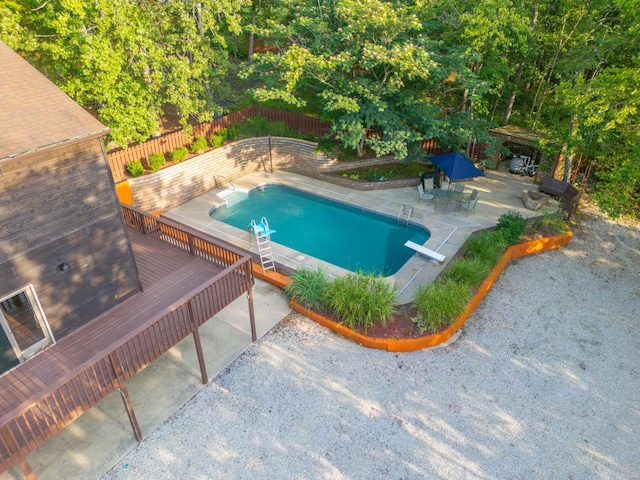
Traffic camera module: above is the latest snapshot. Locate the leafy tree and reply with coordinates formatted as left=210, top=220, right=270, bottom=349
left=0, top=0, right=247, bottom=147
left=243, top=0, right=489, bottom=159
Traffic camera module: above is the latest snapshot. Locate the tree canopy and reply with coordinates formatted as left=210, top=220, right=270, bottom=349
left=1, top=0, right=638, bottom=217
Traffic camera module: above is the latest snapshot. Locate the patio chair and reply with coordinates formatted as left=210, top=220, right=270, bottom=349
left=457, top=190, right=479, bottom=215
left=417, top=180, right=434, bottom=200
left=453, top=183, right=465, bottom=193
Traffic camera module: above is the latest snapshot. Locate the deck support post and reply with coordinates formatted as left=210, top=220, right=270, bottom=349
left=108, top=352, right=143, bottom=442
left=116, top=385, right=143, bottom=442
left=1, top=425, right=37, bottom=480
left=187, top=300, right=208, bottom=384
left=19, top=458, right=37, bottom=480
left=247, top=286, right=257, bottom=342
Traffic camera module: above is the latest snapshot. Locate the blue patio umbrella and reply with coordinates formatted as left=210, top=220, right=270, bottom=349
left=427, top=152, right=485, bottom=183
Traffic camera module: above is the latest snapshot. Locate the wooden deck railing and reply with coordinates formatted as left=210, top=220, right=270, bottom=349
left=1, top=207, right=255, bottom=477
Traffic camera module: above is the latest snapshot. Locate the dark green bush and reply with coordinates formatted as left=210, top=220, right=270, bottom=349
left=171, top=146, right=189, bottom=162
left=496, top=211, right=527, bottom=245
left=191, top=136, right=208, bottom=154
left=226, top=125, right=239, bottom=141
left=125, top=159, right=145, bottom=177
left=209, top=131, right=226, bottom=148
left=234, top=114, right=296, bottom=138
left=325, top=272, right=396, bottom=332
left=148, top=152, right=166, bottom=172
left=284, top=267, right=329, bottom=310
left=412, top=279, right=472, bottom=334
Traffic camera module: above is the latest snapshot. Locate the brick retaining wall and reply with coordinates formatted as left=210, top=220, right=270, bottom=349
left=125, top=137, right=414, bottom=212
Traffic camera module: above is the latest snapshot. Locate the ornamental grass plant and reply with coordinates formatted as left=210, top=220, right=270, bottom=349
left=284, top=267, right=329, bottom=310
left=324, top=272, right=396, bottom=332
left=412, top=279, right=472, bottom=334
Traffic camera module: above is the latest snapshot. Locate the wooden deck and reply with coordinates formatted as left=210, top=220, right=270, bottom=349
left=0, top=206, right=255, bottom=478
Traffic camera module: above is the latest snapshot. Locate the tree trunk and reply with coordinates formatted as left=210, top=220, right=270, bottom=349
left=502, top=63, right=523, bottom=126
left=248, top=6, right=256, bottom=63
left=563, top=116, right=577, bottom=182
left=196, top=3, right=204, bottom=37
left=502, top=6, right=538, bottom=126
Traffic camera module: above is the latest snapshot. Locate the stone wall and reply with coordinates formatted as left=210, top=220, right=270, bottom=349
left=125, top=137, right=405, bottom=212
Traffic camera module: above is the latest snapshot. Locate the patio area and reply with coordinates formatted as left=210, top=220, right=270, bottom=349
left=163, top=162, right=558, bottom=303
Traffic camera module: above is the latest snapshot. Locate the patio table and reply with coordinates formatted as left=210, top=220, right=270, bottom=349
left=433, top=189, right=464, bottom=200
left=433, top=189, right=465, bottom=212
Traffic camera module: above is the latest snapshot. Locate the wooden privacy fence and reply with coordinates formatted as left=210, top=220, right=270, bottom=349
left=107, top=106, right=332, bottom=183
left=0, top=206, right=255, bottom=478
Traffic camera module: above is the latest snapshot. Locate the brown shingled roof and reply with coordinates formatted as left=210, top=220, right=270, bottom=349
left=0, top=40, right=109, bottom=161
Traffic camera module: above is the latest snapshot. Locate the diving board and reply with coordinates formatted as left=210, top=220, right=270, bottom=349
left=404, top=240, right=446, bottom=264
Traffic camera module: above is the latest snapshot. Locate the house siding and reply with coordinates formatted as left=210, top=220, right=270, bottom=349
left=0, top=138, right=140, bottom=338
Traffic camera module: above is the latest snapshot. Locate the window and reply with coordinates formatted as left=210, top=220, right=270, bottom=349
left=1, top=285, right=55, bottom=375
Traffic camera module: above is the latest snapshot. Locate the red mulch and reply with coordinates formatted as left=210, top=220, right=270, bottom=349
left=314, top=304, right=439, bottom=339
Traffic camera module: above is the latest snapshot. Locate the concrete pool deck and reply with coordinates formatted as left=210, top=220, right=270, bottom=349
left=163, top=164, right=558, bottom=304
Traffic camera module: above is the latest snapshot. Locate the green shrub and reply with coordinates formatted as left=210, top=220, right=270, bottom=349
left=234, top=114, right=296, bottom=138
left=191, top=136, right=208, bottom=154
left=171, top=146, right=189, bottom=162
left=496, top=211, right=526, bottom=245
left=226, top=125, right=239, bottom=141
left=209, top=132, right=226, bottom=148
left=463, top=230, right=507, bottom=265
left=445, top=257, right=492, bottom=287
left=412, top=279, right=472, bottom=334
left=325, top=272, right=396, bottom=332
left=284, top=267, right=329, bottom=310
left=125, top=159, right=145, bottom=177
left=148, top=152, right=166, bottom=172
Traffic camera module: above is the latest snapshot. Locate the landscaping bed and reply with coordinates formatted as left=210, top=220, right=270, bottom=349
left=272, top=212, right=572, bottom=352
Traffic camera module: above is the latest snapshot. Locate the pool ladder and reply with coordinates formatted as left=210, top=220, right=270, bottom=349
left=214, top=175, right=235, bottom=191
left=249, top=217, right=276, bottom=273
left=397, top=204, right=413, bottom=226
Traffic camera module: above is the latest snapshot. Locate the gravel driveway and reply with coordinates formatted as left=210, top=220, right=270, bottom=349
left=103, top=206, right=640, bottom=480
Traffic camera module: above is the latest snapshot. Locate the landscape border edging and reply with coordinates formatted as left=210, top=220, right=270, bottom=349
left=272, top=228, right=573, bottom=352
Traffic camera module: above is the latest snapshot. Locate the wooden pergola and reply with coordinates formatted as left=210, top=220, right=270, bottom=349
left=489, top=125, right=557, bottom=177
left=0, top=206, right=256, bottom=479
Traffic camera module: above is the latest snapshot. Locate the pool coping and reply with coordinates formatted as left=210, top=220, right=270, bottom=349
left=162, top=170, right=556, bottom=304
left=208, top=182, right=432, bottom=277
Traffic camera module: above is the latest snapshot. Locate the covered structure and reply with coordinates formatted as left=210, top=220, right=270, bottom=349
left=489, top=125, right=557, bottom=177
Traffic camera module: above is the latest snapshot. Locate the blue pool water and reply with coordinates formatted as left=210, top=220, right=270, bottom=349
left=209, top=185, right=430, bottom=275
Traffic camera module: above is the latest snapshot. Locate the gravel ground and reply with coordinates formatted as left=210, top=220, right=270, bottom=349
left=103, top=204, right=640, bottom=480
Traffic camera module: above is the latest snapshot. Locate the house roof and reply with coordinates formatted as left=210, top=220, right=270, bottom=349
left=0, top=40, right=109, bottom=162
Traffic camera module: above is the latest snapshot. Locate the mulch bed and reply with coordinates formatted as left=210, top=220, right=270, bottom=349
left=313, top=304, right=441, bottom=340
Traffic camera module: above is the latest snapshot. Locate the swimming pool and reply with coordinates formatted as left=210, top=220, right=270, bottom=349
left=209, top=185, right=430, bottom=275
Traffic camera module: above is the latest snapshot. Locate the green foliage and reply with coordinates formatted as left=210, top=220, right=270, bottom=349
left=496, top=211, right=527, bottom=245
left=340, top=162, right=428, bottom=181
left=2, top=0, right=243, bottom=147
left=284, top=267, right=330, bottom=310
left=242, top=1, right=474, bottom=159
left=445, top=257, right=493, bottom=287
left=170, top=146, right=189, bottom=163
left=463, top=231, right=507, bottom=265
left=125, top=159, right=144, bottom=177
left=233, top=114, right=296, bottom=138
left=325, top=272, right=396, bottom=332
left=210, top=132, right=226, bottom=148
left=191, top=136, right=208, bottom=154
left=537, top=213, right=567, bottom=235
left=412, top=280, right=472, bottom=334
left=147, top=152, right=166, bottom=173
